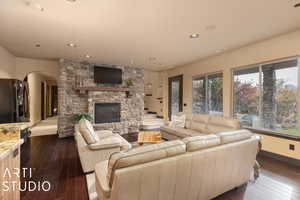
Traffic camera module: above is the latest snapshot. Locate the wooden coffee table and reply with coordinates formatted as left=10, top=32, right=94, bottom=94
left=137, top=131, right=161, bottom=145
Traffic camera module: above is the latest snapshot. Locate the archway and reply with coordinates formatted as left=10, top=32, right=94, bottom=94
left=23, top=71, right=58, bottom=126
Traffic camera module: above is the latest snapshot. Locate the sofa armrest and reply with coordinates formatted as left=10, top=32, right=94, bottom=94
left=88, top=137, right=122, bottom=150
left=95, top=161, right=111, bottom=198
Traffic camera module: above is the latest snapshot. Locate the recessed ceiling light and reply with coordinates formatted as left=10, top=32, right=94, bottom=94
left=295, top=3, right=300, bottom=7
left=35, top=4, right=44, bottom=11
left=23, top=0, right=44, bottom=11
left=190, top=33, right=199, bottom=38
left=85, top=54, right=91, bottom=58
left=205, top=25, right=216, bottom=31
left=35, top=44, right=41, bottom=47
left=216, top=48, right=226, bottom=53
left=67, top=43, right=77, bottom=47
left=149, top=57, right=156, bottom=61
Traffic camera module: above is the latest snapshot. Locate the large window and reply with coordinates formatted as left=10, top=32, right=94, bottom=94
left=233, top=58, right=298, bottom=135
left=193, top=72, right=223, bottom=115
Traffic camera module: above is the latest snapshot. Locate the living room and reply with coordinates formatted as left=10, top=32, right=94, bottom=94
left=1, top=0, right=300, bottom=200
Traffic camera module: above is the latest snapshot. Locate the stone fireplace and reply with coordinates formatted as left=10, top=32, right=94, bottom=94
left=58, top=59, right=144, bottom=137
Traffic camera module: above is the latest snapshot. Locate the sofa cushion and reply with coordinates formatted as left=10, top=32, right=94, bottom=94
left=190, top=114, right=210, bottom=133
left=217, top=130, right=253, bottom=144
left=161, top=126, right=204, bottom=138
left=95, top=130, right=115, bottom=139
left=79, top=119, right=99, bottom=144
left=205, top=116, right=240, bottom=133
left=88, top=137, right=122, bottom=150
left=107, top=140, right=186, bottom=187
left=182, top=134, right=221, bottom=152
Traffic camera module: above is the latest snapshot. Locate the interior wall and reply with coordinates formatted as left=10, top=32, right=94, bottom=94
left=27, top=73, right=48, bottom=125
left=162, top=29, right=300, bottom=160
left=0, top=46, right=16, bottom=78
left=15, top=57, right=59, bottom=81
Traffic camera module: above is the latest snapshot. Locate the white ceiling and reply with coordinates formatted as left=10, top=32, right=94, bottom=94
left=1, top=0, right=300, bottom=71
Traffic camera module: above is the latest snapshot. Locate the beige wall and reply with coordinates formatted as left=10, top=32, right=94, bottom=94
left=162, top=29, right=300, bottom=159
left=15, top=57, right=59, bottom=80
left=0, top=46, right=16, bottom=78
left=258, top=134, right=300, bottom=159
left=0, top=46, right=59, bottom=81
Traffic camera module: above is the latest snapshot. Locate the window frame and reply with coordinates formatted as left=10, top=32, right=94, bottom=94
left=231, top=56, right=299, bottom=138
left=192, top=71, right=223, bottom=115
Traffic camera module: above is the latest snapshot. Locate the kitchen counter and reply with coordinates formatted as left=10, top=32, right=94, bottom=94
left=0, top=123, right=27, bottom=200
left=0, top=123, right=29, bottom=160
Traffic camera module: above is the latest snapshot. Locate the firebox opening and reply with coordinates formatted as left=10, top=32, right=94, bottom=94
left=94, top=103, right=121, bottom=124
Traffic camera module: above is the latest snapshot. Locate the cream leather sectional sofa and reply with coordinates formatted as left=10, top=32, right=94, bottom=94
left=161, top=114, right=241, bottom=140
left=95, top=129, right=260, bottom=200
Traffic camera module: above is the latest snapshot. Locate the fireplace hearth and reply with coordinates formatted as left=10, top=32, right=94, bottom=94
left=94, top=103, right=121, bottom=124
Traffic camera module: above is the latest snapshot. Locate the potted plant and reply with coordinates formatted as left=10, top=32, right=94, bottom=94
left=74, top=113, right=92, bottom=123
left=125, top=79, right=134, bottom=98
left=125, top=79, right=134, bottom=87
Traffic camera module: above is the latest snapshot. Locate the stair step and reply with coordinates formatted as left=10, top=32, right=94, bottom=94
left=143, top=114, right=157, bottom=119
left=142, top=118, right=165, bottom=130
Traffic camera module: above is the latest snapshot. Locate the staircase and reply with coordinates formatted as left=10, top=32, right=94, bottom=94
left=141, top=110, right=165, bottom=130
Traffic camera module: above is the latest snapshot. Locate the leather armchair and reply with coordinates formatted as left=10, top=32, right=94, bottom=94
left=74, top=125, right=131, bottom=173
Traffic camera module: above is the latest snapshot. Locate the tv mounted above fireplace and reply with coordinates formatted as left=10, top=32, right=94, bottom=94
left=94, top=66, right=122, bottom=84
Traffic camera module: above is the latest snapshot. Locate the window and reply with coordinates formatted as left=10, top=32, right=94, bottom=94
left=193, top=72, right=223, bottom=115
left=233, top=58, right=298, bottom=135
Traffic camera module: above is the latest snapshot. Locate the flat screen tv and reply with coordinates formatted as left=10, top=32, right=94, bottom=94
left=94, top=66, right=122, bottom=84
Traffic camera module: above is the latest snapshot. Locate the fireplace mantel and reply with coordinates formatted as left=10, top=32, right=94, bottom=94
left=74, top=86, right=130, bottom=94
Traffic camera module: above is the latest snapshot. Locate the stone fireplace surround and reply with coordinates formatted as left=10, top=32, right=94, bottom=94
left=58, top=59, right=144, bottom=138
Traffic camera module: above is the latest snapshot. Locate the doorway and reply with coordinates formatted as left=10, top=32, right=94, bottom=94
left=168, top=75, right=183, bottom=120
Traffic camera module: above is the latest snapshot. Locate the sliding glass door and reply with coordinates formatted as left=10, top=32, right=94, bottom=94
left=192, top=72, right=223, bottom=115
left=168, top=75, right=183, bottom=120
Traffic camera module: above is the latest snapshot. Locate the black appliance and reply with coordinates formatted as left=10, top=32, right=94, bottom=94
left=0, top=79, right=29, bottom=124
left=94, top=66, right=122, bottom=84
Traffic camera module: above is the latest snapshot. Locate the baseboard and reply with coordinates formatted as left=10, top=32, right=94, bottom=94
left=259, top=150, right=300, bottom=167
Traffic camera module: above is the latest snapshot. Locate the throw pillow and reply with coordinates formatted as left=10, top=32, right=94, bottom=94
left=79, top=118, right=99, bottom=144
left=169, top=112, right=186, bottom=128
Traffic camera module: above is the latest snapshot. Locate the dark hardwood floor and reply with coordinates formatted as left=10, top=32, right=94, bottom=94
left=21, top=135, right=88, bottom=200
left=21, top=135, right=300, bottom=200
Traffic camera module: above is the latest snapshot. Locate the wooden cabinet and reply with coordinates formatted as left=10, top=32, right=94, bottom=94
left=0, top=147, right=20, bottom=200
